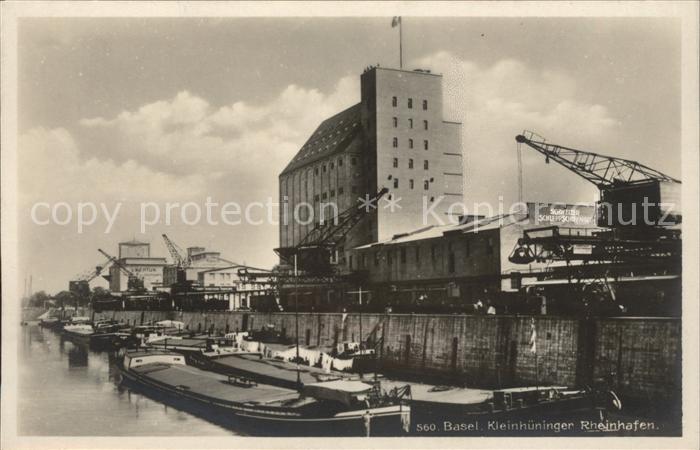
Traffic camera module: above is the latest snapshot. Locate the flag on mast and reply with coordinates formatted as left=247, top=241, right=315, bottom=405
left=391, top=16, right=401, bottom=27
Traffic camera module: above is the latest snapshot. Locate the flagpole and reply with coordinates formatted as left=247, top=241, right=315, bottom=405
left=399, top=19, right=403, bottom=69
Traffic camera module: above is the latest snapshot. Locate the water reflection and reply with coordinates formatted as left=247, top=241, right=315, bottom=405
left=18, top=324, right=232, bottom=436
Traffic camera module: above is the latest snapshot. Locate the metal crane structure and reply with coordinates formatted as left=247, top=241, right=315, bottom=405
left=98, top=248, right=146, bottom=292
left=515, top=131, right=681, bottom=230
left=162, top=233, right=191, bottom=269
left=509, top=131, right=682, bottom=277
left=508, top=132, right=682, bottom=315
left=239, top=188, right=389, bottom=290
left=162, top=233, right=193, bottom=286
left=275, top=187, right=389, bottom=275
left=68, top=255, right=116, bottom=299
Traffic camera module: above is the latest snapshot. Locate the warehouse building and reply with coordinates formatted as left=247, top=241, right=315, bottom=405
left=279, top=66, right=464, bottom=266
left=349, top=202, right=598, bottom=311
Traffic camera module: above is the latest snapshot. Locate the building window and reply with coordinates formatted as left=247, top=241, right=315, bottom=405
left=400, top=247, right=406, bottom=264
left=408, top=158, right=414, bottom=169
left=409, top=179, right=414, bottom=189
left=409, top=139, right=414, bottom=149
left=393, top=178, right=399, bottom=189
left=448, top=252, right=455, bottom=273
left=314, top=167, right=319, bottom=176
left=393, top=157, right=398, bottom=168
left=387, top=251, right=393, bottom=266
left=374, top=252, right=380, bottom=266
left=338, top=187, right=344, bottom=195
left=338, top=157, right=343, bottom=166
left=423, top=120, right=428, bottom=130
left=330, top=162, right=335, bottom=169
left=423, top=99, right=428, bottom=110
left=424, top=160, right=429, bottom=170
left=408, top=98, right=413, bottom=109
left=314, top=194, right=320, bottom=202
left=409, top=118, right=413, bottom=129
left=322, top=164, right=327, bottom=172
left=393, top=137, right=398, bottom=148
left=351, top=157, right=357, bottom=165
left=424, top=140, right=429, bottom=150
left=424, top=180, right=429, bottom=190
left=393, top=117, right=398, bottom=128
left=330, top=189, right=336, bottom=197
left=322, top=192, right=327, bottom=200
left=392, top=96, right=397, bottom=107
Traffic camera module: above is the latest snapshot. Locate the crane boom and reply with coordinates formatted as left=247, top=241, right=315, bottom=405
left=162, top=234, right=191, bottom=268
left=72, top=255, right=116, bottom=282
left=275, top=188, right=389, bottom=274
left=515, top=132, right=679, bottom=188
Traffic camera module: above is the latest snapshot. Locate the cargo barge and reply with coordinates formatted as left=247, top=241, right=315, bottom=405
left=117, top=350, right=411, bottom=436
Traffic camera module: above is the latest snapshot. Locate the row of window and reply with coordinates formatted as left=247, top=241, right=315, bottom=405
left=392, top=96, right=428, bottom=110
left=392, top=158, right=429, bottom=170
left=393, top=117, right=428, bottom=130
left=311, top=185, right=360, bottom=202
left=353, top=237, right=495, bottom=270
left=391, top=178, right=432, bottom=190
left=392, top=137, right=429, bottom=150
left=310, top=156, right=358, bottom=176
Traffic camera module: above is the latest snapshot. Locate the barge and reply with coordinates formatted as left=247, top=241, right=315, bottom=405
left=117, top=350, right=410, bottom=436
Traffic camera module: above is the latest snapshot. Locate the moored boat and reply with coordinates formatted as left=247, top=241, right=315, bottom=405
left=117, top=349, right=411, bottom=436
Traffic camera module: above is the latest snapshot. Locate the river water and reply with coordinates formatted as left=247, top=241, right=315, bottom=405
left=18, top=322, right=680, bottom=437
left=18, top=323, right=234, bottom=436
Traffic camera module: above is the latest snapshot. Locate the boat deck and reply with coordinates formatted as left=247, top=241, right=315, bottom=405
left=211, top=354, right=494, bottom=405
left=214, top=354, right=346, bottom=385
left=132, top=362, right=300, bottom=405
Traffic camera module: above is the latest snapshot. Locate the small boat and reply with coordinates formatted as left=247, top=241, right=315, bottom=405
left=117, top=349, right=411, bottom=436
left=62, top=323, right=94, bottom=343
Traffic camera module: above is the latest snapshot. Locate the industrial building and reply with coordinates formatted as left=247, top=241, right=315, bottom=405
left=108, top=240, right=167, bottom=292
left=279, top=66, right=463, bottom=266
left=162, top=246, right=238, bottom=286
left=348, top=202, right=596, bottom=309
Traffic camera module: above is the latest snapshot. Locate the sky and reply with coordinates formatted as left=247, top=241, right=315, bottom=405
left=17, top=17, right=681, bottom=294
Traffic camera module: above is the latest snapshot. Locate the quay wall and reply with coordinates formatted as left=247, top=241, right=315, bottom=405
left=95, top=309, right=680, bottom=402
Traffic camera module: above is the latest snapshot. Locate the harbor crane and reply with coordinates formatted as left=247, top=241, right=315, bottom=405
left=275, top=187, right=389, bottom=275
left=162, top=233, right=193, bottom=285
left=514, top=131, right=681, bottom=229
left=510, top=132, right=681, bottom=266
left=98, top=248, right=146, bottom=292
left=162, top=234, right=191, bottom=269
left=68, top=254, right=116, bottom=299
left=239, top=188, right=389, bottom=288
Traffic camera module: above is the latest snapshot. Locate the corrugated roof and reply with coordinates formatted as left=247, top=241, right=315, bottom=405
left=280, top=103, right=363, bottom=175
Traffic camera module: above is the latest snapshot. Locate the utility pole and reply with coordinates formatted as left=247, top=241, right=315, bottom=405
left=294, top=254, right=301, bottom=388
left=347, top=286, right=366, bottom=378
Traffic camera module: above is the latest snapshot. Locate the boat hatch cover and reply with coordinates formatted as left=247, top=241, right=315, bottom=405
left=302, top=380, right=373, bottom=407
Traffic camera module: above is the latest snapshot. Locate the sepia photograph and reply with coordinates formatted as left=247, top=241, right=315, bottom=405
left=1, top=2, right=698, bottom=448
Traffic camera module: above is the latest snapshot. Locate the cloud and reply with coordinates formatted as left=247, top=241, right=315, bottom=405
left=414, top=51, right=620, bottom=206
left=76, top=76, right=360, bottom=201
left=19, top=126, right=206, bottom=204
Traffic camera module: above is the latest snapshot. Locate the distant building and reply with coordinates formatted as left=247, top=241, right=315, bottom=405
left=162, top=246, right=238, bottom=287
left=108, top=240, right=167, bottom=292
left=279, top=66, right=464, bottom=268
